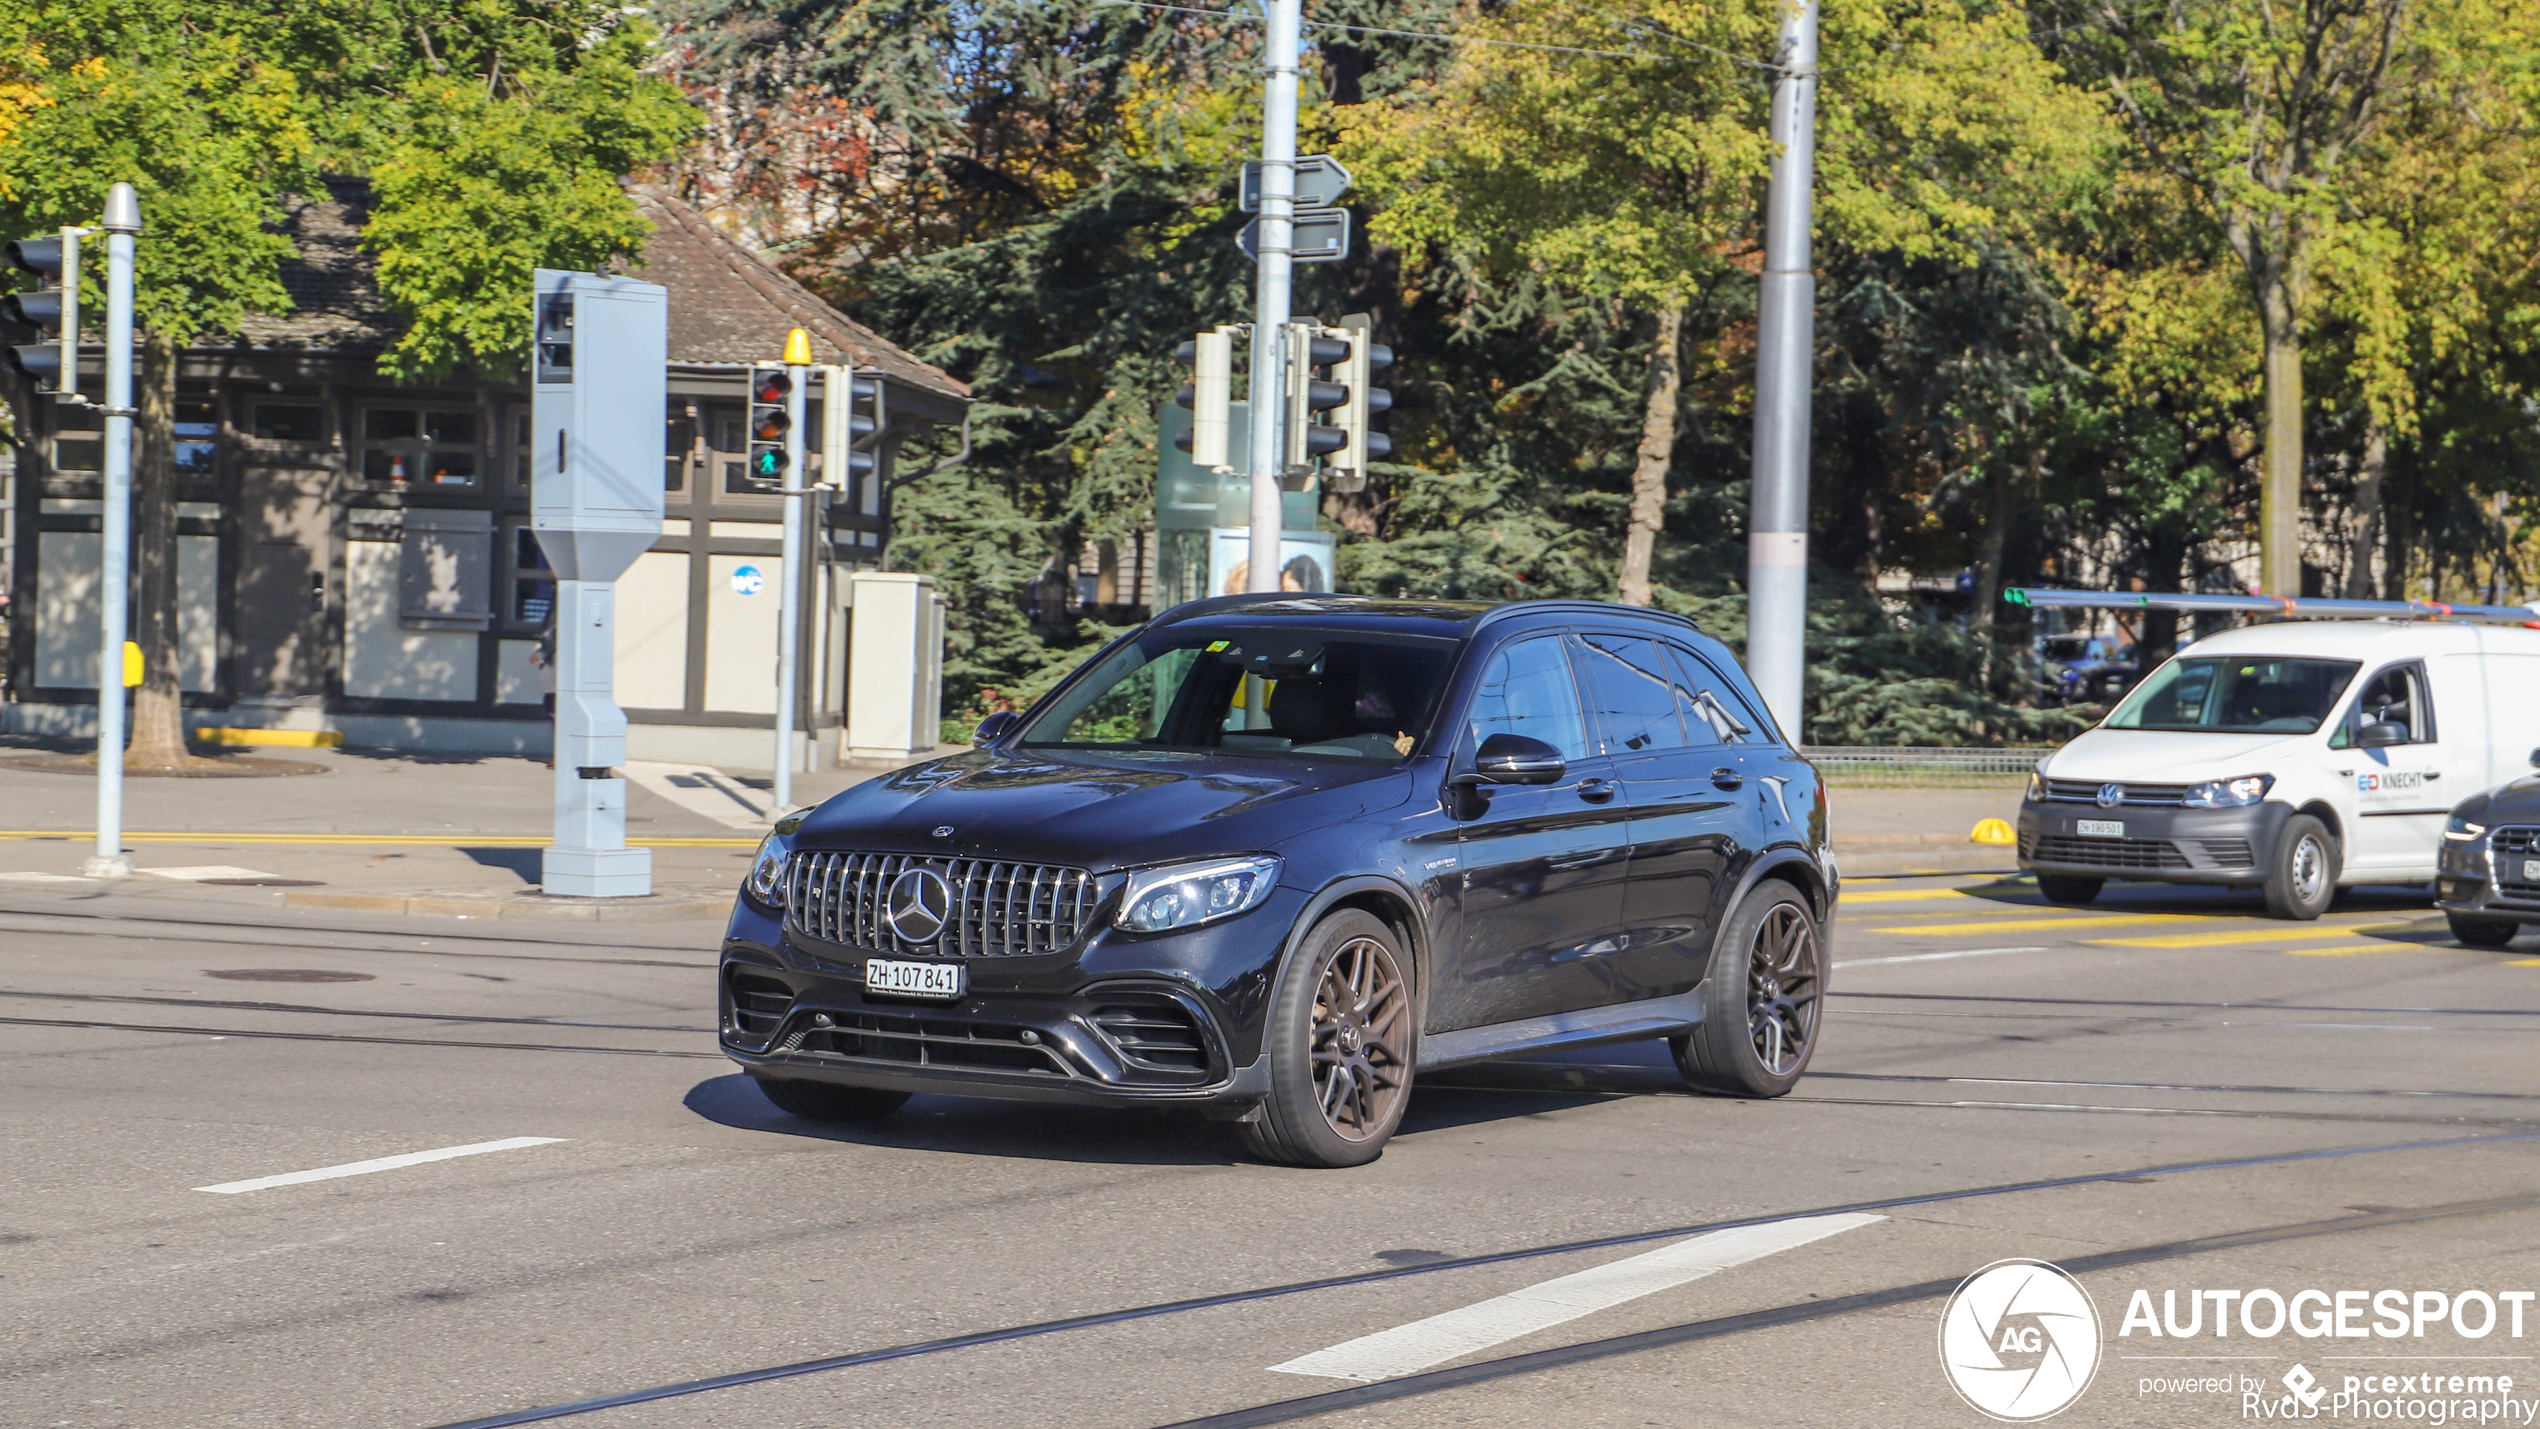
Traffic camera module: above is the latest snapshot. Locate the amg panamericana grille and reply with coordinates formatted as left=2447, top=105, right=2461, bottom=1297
left=784, top=852, right=1099, bottom=957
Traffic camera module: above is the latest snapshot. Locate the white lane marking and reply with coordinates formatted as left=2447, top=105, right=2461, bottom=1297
left=1836, top=945, right=2047, bottom=969
left=0, top=872, right=95, bottom=883
left=144, top=865, right=281, bottom=882
left=195, top=1137, right=566, bottom=1194
left=622, top=762, right=773, bottom=829
left=1268, top=1212, right=1882, bottom=1383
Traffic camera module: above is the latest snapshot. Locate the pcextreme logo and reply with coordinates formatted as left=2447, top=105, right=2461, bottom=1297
left=1940, top=1259, right=2104, bottom=1421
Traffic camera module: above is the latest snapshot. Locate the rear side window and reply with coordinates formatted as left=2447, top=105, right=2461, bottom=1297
left=1660, top=644, right=1762, bottom=745
left=1461, top=637, right=1590, bottom=761
left=1573, top=634, right=1689, bottom=754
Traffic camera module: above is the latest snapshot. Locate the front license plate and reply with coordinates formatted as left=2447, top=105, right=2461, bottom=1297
left=2076, top=819, right=2125, bottom=838
left=2522, top=859, right=2540, bottom=884
left=864, top=958, right=964, bottom=1000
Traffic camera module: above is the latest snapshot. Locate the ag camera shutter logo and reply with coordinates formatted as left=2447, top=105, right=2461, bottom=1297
left=1939, top=1258, right=2102, bottom=1421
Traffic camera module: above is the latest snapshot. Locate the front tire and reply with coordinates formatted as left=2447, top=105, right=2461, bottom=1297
left=2263, top=815, right=2339, bottom=921
left=755, top=1076, right=910, bottom=1123
left=1239, top=910, right=1415, bottom=1168
left=1673, top=883, right=1824, bottom=1098
left=2036, top=874, right=2103, bottom=905
left=2449, top=914, right=2519, bottom=949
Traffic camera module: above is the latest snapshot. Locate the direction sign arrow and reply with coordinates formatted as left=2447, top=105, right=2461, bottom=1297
left=1240, top=155, right=1355, bottom=214
left=1236, top=209, right=1352, bottom=264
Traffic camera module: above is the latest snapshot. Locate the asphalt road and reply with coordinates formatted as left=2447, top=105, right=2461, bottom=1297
left=7, top=871, right=2539, bottom=1429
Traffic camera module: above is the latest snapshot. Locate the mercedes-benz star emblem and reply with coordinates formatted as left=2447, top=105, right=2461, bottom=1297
left=2095, top=782, right=2123, bottom=809
left=884, top=867, right=952, bottom=945
left=931, top=825, right=956, bottom=839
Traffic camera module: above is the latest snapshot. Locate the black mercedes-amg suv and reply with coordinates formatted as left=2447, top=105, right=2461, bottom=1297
left=720, top=595, right=1836, bottom=1166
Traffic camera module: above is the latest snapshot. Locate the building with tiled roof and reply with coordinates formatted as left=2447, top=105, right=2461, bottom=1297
left=4, top=178, right=968, bottom=764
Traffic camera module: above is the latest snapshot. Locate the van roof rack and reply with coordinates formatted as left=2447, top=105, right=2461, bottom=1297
left=2005, top=588, right=2540, bottom=627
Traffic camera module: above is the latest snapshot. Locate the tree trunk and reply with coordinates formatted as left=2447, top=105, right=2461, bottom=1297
left=126, top=328, right=190, bottom=770
left=1617, top=301, right=1684, bottom=608
left=1969, top=451, right=2024, bottom=695
left=2255, top=261, right=2305, bottom=597
left=2344, top=420, right=2386, bottom=599
left=2138, top=525, right=2186, bottom=671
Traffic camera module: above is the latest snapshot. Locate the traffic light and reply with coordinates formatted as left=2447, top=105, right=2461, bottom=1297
left=1329, top=312, right=1395, bottom=493
left=1283, top=322, right=1349, bottom=475
left=1173, top=327, right=1238, bottom=470
left=745, top=364, right=790, bottom=487
left=821, top=366, right=883, bottom=489
left=3, top=229, right=79, bottom=397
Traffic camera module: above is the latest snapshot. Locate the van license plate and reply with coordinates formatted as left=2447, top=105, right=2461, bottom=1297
left=865, top=959, right=964, bottom=1000
left=2076, top=819, right=2125, bottom=838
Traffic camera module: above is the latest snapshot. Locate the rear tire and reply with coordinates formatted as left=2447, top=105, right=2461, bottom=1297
left=2448, top=914, right=2519, bottom=949
left=2035, top=874, right=2103, bottom=906
left=1674, top=883, right=1823, bottom=1098
left=1239, top=910, right=1416, bottom=1168
left=755, top=1077, right=910, bottom=1123
left=2263, top=815, right=2339, bottom=921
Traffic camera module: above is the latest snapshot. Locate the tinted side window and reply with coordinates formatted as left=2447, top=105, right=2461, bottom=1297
left=1661, top=644, right=1762, bottom=746
left=1461, top=637, right=1590, bottom=761
left=1573, top=634, right=1689, bottom=754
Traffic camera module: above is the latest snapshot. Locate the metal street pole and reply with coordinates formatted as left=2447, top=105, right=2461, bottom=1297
left=1745, top=0, right=1819, bottom=742
left=1244, top=0, right=1302, bottom=596
left=774, top=328, right=810, bottom=813
left=83, top=182, right=139, bottom=879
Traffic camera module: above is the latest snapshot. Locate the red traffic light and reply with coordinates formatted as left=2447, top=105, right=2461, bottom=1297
left=752, top=371, right=792, bottom=404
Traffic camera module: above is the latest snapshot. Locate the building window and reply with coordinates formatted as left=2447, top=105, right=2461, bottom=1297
left=362, top=406, right=480, bottom=487
left=175, top=399, right=220, bottom=476
left=51, top=403, right=101, bottom=474
left=253, top=404, right=325, bottom=441
left=665, top=407, right=694, bottom=493
left=509, top=523, right=555, bottom=626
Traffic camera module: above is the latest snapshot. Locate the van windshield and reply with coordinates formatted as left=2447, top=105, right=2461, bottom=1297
left=1020, top=626, right=1458, bottom=762
left=2106, top=655, right=2359, bottom=734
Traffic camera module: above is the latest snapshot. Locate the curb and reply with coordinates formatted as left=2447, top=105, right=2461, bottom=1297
left=283, top=888, right=731, bottom=922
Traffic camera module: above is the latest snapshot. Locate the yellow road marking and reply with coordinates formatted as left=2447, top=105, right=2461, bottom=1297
left=1843, top=887, right=1999, bottom=904
left=1871, top=914, right=2221, bottom=935
left=2507, top=959, right=2540, bottom=968
left=2284, top=943, right=2449, bottom=957
left=0, top=830, right=756, bottom=849
left=2094, top=923, right=2409, bottom=948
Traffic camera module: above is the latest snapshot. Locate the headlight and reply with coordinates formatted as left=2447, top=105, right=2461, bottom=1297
left=2027, top=771, right=2046, bottom=801
left=2184, top=774, right=2274, bottom=809
left=744, top=811, right=807, bottom=905
left=2445, top=813, right=2488, bottom=842
left=1116, top=855, right=1282, bottom=933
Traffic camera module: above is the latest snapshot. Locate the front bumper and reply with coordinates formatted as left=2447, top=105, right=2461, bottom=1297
left=2436, top=831, right=2540, bottom=921
left=2017, top=799, right=2292, bottom=885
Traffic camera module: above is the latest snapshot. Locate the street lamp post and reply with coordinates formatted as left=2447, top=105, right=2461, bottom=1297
left=1243, top=0, right=1301, bottom=596
left=82, top=182, right=140, bottom=879
left=1746, top=0, right=1820, bottom=741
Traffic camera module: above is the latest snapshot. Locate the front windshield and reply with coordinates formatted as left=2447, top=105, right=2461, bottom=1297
left=2105, top=655, right=2359, bottom=734
left=1020, top=626, right=1458, bottom=763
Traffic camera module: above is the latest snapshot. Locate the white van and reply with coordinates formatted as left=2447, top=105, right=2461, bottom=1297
left=2017, top=620, right=2540, bottom=919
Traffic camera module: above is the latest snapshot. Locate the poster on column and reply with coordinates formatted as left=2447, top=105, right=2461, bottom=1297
left=1207, top=529, right=1337, bottom=598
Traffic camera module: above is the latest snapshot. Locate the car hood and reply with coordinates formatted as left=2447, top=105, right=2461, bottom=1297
left=2041, top=728, right=2308, bottom=783
left=2457, top=774, right=2540, bottom=823
left=792, top=746, right=1412, bottom=870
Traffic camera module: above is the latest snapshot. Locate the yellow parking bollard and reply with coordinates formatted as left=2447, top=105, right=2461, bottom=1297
left=1969, top=817, right=2015, bottom=846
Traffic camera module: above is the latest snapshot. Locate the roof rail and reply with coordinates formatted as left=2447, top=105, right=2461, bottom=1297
left=1471, top=599, right=1706, bottom=635
left=2007, top=588, right=2540, bottom=627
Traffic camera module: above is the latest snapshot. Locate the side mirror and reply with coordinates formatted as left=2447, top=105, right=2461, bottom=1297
left=2527, top=746, right=2540, bottom=770
left=1456, top=733, right=1566, bottom=787
left=2356, top=721, right=2406, bottom=749
left=972, top=710, right=1021, bottom=745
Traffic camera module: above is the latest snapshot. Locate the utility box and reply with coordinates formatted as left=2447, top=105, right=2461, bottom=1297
left=846, top=572, right=944, bottom=760
left=532, top=269, right=668, bottom=897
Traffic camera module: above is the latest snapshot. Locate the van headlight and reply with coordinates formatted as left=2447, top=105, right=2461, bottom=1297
left=2184, top=774, right=2273, bottom=809
left=2027, top=771, right=2046, bottom=801
left=1116, top=855, right=1282, bottom=933
left=2445, top=814, right=2488, bottom=842
left=743, top=812, right=807, bottom=906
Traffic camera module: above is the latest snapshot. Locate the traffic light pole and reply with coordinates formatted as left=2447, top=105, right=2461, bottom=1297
left=774, top=329, right=810, bottom=813
left=83, top=183, right=139, bottom=878
left=1243, top=0, right=1302, bottom=596
left=1745, top=0, right=1819, bottom=741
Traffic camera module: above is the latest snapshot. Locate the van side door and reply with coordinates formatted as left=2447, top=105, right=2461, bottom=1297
left=2340, top=660, right=2456, bottom=873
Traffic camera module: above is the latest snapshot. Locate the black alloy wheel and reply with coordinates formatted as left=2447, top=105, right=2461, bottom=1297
left=2262, top=815, right=2339, bottom=921
left=754, top=1076, right=911, bottom=1123
left=1241, top=909, right=1415, bottom=1168
left=1675, top=883, right=1824, bottom=1098
left=2448, top=914, right=2520, bottom=949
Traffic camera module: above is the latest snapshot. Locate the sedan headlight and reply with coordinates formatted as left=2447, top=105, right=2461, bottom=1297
left=1116, top=855, right=1282, bottom=934
left=2184, top=774, right=2274, bottom=809
left=2445, top=813, right=2488, bottom=842
left=744, top=812, right=807, bottom=905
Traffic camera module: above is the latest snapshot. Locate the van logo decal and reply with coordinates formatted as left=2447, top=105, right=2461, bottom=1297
left=2096, top=783, right=2124, bottom=809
